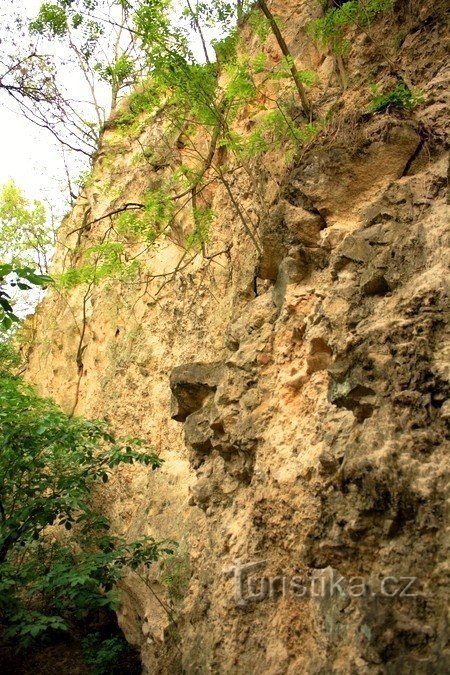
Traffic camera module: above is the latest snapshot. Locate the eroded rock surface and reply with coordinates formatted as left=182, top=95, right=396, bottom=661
left=25, top=0, right=449, bottom=672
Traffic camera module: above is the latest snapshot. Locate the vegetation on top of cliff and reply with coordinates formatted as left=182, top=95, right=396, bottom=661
left=1, top=0, right=318, bottom=188
left=1, top=0, right=402, bottom=192
left=42, top=0, right=323, bottom=281
left=1, top=0, right=413, bottom=306
left=21, top=0, right=406, bottom=301
left=2, top=0, right=416, bottom=331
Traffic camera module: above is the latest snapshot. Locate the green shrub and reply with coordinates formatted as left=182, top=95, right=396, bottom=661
left=308, top=0, right=394, bottom=54
left=369, top=83, right=424, bottom=112
left=82, top=632, right=140, bottom=675
left=0, top=355, right=173, bottom=648
left=0, top=264, right=52, bottom=330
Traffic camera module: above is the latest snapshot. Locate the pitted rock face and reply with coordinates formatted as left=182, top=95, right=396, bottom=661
left=23, top=0, right=450, bottom=672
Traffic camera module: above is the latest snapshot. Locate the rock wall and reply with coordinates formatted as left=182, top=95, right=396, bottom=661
left=25, top=0, right=449, bottom=672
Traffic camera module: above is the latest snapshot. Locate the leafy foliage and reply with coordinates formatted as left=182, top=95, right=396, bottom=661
left=308, top=0, right=394, bottom=54
left=0, top=360, right=171, bottom=647
left=56, top=241, right=141, bottom=289
left=0, top=181, right=52, bottom=273
left=187, top=208, right=214, bottom=249
left=0, top=342, right=22, bottom=374
left=248, top=7, right=272, bottom=41
left=0, top=264, right=52, bottom=330
left=29, top=3, right=69, bottom=37
left=86, top=0, right=318, bottom=270
left=212, top=29, right=239, bottom=65
left=0, top=181, right=54, bottom=328
left=82, top=632, right=138, bottom=675
left=369, top=83, right=423, bottom=112
left=94, top=54, right=136, bottom=95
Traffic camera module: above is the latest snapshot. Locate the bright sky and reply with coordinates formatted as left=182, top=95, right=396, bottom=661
left=0, top=0, right=104, bottom=318
left=0, top=105, right=68, bottom=207
left=0, top=1, right=222, bottom=214
left=0, top=0, right=82, bottom=214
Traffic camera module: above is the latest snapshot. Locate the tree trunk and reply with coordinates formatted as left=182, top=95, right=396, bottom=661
left=257, top=0, right=312, bottom=119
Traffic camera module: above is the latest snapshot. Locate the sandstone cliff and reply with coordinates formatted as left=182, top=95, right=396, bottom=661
left=25, top=0, right=449, bottom=672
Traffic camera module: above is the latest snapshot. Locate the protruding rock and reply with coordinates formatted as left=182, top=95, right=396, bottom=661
left=328, top=379, right=376, bottom=421
left=360, top=271, right=391, bottom=296
left=338, top=235, right=375, bottom=263
left=282, top=201, right=325, bottom=246
left=184, top=403, right=217, bottom=454
left=170, top=362, right=223, bottom=421
left=273, top=250, right=308, bottom=308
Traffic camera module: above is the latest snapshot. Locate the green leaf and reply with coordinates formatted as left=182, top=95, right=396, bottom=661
left=0, top=368, right=168, bottom=647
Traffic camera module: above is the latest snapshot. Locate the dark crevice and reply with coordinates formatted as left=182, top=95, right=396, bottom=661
left=253, top=276, right=259, bottom=297
left=402, top=139, right=425, bottom=177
